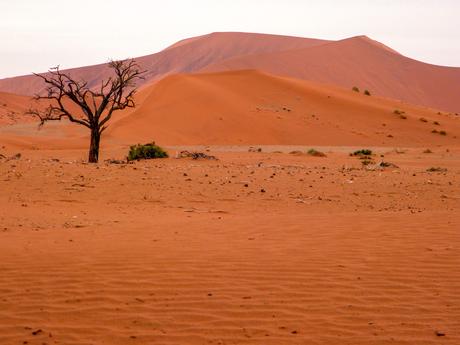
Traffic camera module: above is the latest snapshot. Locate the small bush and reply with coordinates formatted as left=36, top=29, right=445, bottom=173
left=433, top=121, right=440, bottom=126
left=427, top=167, right=447, bottom=173
left=419, top=117, right=428, bottom=123
left=394, top=109, right=405, bottom=115
left=352, top=149, right=373, bottom=156
left=361, top=159, right=373, bottom=166
left=352, top=86, right=360, bottom=92
left=439, top=130, right=447, bottom=136
left=127, top=142, right=168, bottom=161
left=307, top=149, right=327, bottom=157
left=399, top=114, right=407, bottom=120
left=364, top=89, right=371, bottom=96
left=423, top=149, right=433, bottom=154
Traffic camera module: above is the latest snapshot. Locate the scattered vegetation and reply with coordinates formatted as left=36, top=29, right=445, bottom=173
left=364, top=161, right=399, bottom=170
left=289, top=150, right=303, bottom=155
left=105, top=159, right=127, bottom=164
left=393, top=109, right=405, bottom=115
left=248, top=147, right=263, bottom=153
left=439, top=130, right=447, bottom=136
left=364, top=89, right=371, bottom=96
left=307, top=149, right=327, bottom=157
left=433, top=121, right=440, bottom=126
left=419, top=117, right=428, bottom=123
left=127, top=142, right=168, bottom=161
left=352, top=86, right=360, bottom=92
left=351, top=149, right=373, bottom=156
left=379, top=161, right=399, bottom=168
left=176, top=151, right=217, bottom=160
left=423, top=149, right=433, bottom=154
left=360, top=159, right=373, bottom=166
left=427, top=167, right=447, bottom=173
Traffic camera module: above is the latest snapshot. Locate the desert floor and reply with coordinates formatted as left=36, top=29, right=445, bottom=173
left=0, top=145, right=459, bottom=345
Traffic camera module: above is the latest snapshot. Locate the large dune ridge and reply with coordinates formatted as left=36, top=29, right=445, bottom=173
left=107, top=69, right=460, bottom=147
left=0, top=32, right=459, bottom=113
left=0, top=32, right=329, bottom=96
left=201, top=36, right=460, bottom=113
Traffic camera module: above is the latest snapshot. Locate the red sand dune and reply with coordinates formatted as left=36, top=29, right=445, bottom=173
left=0, top=32, right=328, bottom=96
left=0, top=32, right=459, bottom=114
left=108, top=69, right=460, bottom=146
left=0, top=91, right=35, bottom=125
left=202, top=36, right=460, bottom=113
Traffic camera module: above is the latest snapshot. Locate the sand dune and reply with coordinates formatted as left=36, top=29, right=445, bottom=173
left=202, top=36, right=460, bottom=113
left=0, top=91, right=35, bottom=125
left=1, top=32, right=458, bottom=114
left=108, top=69, right=460, bottom=146
left=0, top=32, right=329, bottom=96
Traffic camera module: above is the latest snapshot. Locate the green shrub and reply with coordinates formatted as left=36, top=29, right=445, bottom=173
left=364, top=89, right=371, bottom=96
left=352, top=86, right=360, bottom=93
left=127, top=142, right=168, bottom=161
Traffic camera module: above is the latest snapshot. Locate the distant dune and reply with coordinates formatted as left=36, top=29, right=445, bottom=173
left=0, top=32, right=328, bottom=96
left=202, top=36, right=460, bottom=113
left=107, top=70, right=460, bottom=146
left=1, top=32, right=458, bottom=113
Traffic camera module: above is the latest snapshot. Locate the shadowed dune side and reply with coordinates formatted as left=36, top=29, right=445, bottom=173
left=107, top=69, right=460, bottom=146
left=202, top=36, right=460, bottom=113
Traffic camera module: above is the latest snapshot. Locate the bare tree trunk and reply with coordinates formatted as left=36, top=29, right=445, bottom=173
left=88, top=129, right=101, bottom=163
left=28, top=60, right=144, bottom=163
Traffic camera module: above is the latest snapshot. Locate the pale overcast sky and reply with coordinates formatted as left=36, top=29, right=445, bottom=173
left=0, top=0, right=459, bottom=78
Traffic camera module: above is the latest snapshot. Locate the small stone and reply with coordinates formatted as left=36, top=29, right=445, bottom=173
left=435, top=330, right=446, bottom=337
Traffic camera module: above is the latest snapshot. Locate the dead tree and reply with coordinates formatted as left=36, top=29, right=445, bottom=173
left=27, top=59, right=145, bottom=163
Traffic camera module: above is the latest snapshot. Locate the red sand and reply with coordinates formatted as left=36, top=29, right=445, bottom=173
left=108, top=70, right=460, bottom=146
left=0, top=91, right=35, bottom=125
left=1, top=32, right=459, bottom=113
left=0, top=31, right=459, bottom=345
left=0, top=32, right=329, bottom=96
left=0, top=147, right=459, bottom=344
left=202, top=36, right=460, bottom=113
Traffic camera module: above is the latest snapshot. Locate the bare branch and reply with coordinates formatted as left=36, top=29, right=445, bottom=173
left=26, top=59, right=146, bottom=162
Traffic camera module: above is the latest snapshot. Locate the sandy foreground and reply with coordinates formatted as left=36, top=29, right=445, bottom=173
left=0, top=145, right=459, bottom=345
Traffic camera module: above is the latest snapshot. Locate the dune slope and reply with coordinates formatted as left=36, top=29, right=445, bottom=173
left=108, top=70, right=460, bottom=146
left=0, top=92, right=35, bottom=125
left=202, top=36, right=460, bottom=113
left=0, top=32, right=329, bottom=96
